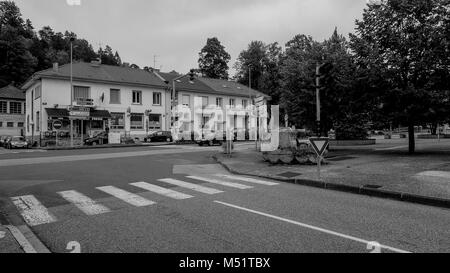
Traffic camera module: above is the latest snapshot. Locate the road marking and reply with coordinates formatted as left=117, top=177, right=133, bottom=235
left=58, top=190, right=111, bottom=216
left=215, top=174, right=279, bottom=186
left=130, top=182, right=193, bottom=200
left=214, top=201, right=411, bottom=254
left=187, top=176, right=253, bottom=190
left=416, top=171, right=450, bottom=179
left=5, top=225, right=37, bottom=253
left=96, top=186, right=155, bottom=207
left=375, top=145, right=408, bottom=151
left=11, top=195, right=56, bottom=226
left=159, top=178, right=223, bottom=195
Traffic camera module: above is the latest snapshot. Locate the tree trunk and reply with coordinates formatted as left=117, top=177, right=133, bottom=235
left=408, top=123, right=415, bottom=154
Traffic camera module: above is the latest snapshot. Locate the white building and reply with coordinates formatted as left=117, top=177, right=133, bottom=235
left=22, top=62, right=170, bottom=146
left=0, top=84, right=26, bottom=137
left=156, top=72, right=270, bottom=141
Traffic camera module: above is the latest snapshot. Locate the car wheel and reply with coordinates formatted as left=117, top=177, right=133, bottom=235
left=148, top=138, right=152, bottom=143
left=92, top=142, right=97, bottom=146
left=166, top=138, right=171, bottom=142
left=208, top=141, right=213, bottom=146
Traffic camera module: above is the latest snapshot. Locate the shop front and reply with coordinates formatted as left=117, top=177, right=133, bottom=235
left=44, top=107, right=111, bottom=147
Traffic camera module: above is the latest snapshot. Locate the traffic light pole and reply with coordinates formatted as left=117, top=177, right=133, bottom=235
left=316, top=63, right=321, bottom=137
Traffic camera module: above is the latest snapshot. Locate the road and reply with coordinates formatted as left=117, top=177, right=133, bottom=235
left=0, top=143, right=449, bottom=253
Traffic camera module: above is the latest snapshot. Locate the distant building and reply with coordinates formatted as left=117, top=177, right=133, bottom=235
left=0, top=83, right=26, bottom=137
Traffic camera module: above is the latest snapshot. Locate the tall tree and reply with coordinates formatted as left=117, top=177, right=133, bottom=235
left=0, top=0, right=37, bottom=87
left=234, top=41, right=267, bottom=91
left=350, top=0, right=450, bottom=153
left=198, top=37, right=231, bottom=79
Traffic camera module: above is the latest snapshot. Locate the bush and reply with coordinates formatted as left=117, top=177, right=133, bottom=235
left=334, top=115, right=369, bottom=140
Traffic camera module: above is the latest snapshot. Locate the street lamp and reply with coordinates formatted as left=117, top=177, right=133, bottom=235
left=70, top=36, right=75, bottom=147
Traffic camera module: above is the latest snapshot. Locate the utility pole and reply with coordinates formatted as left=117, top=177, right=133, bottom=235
left=70, top=37, right=74, bottom=147
left=153, top=55, right=159, bottom=70
left=316, top=62, right=321, bottom=137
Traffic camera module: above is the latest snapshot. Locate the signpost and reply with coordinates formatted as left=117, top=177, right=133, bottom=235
left=309, top=137, right=330, bottom=181
left=53, top=120, right=63, bottom=147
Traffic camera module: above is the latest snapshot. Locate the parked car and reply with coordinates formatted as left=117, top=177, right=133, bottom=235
left=5, top=136, right=30, bottom=149
left=84, top=132, right=109, bottom=146
left=197, top=131, right=227, bottom=146
left=144, top=131, right=173, bottom=143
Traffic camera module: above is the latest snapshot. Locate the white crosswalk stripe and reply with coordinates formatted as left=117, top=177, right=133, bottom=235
left=158, top=178, right=223, bottom=195
left=130, top=182, right=193, bottom=200
left=215, top=174, right=279, bottom=186
left=96, top=186, right=155, bottom=207
left=58, top=190, right=111, bottom=216
left=11, top=195, right=56, bottom=226
left=186, top=176, right=253, bottom=190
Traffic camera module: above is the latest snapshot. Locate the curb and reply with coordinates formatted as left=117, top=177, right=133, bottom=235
left=42, top=142, right=176, bottom=151
left=213, top=155, right=450, bottom=210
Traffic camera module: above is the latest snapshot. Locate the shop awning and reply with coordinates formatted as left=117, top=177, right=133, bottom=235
left=90, top=110, right=112, bottom=119
left=46, top=108, right=112, bottom=119
left=46, top=108, right=69, bottom=118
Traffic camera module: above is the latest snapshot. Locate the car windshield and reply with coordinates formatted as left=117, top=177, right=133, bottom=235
left=12, top=137, right=25, bottom=141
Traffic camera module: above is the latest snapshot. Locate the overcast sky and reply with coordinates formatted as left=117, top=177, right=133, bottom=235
left=13, top=0, right=368, bottom=75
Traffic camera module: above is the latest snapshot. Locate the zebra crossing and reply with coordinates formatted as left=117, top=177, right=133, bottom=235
left=10, top=175, right=279, bottom=227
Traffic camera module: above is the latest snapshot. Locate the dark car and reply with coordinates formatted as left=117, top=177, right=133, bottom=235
left=197, top=131, right=227, bottom=146
left=84, top=132, right=109, bottom=146
left=144, top=131, right=173, bottom=143
left=5, top=136, right=30, bottom=149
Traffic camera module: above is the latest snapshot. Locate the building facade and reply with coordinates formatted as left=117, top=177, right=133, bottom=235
left=0, top=84, right=26, bottom=137
left=22, top=62, right=170, bottom=146
left=156, top=72, right=270, bottom=141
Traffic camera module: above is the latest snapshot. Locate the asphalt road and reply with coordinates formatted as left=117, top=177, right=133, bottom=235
left=0, top=144, right=449, bottom=253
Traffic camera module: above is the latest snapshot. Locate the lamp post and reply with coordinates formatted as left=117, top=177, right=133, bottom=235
left=316, top=62, right=321, bottom=137
left=70, top=37, right=75, bottom=147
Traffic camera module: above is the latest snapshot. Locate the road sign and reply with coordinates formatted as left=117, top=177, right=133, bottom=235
left=53, top=120, right=63, bottom=130
left=309, top=138, right=330, bottom=157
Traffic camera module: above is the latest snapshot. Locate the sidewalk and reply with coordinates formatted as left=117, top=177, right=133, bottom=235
left=214, top=146, right=450, bottom=208
left=0, top=220, right=24, bottom=253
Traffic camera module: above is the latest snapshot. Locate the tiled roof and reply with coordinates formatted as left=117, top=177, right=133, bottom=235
left=0, top=84, right=25, bottom=100
left=197, top=77, right=269, bottom=99
left=156, top=72, right=269, bottom=99
left=24, top=62, right=168, bottom=89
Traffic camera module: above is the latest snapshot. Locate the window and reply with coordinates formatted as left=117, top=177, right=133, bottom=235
left=36, top=111, right=40, bottom=131
left=216, top=98, right=223, bottom=108
left=34, top=85, right=42, bottom=99
left=148, top=114, right=162, bottom=130
left=18, top=122, right=24, bottom=128
left=74, top=86, right=90, bottom=100
left=0, top=122, right=2, bottom=127
left=10, top=102, right=22, bottom=114
left=201, top=96, right=209, bottom=108
left=0, top=101, right=6, bottom=113
left=132, top=91, right=142, bottom=104
left=153, top=92, right=162, bottom=106
left=242, top=100, right=248, bottom=109
left=182, top=95, right=190, bottom=107
left=229, top=99, right=235, bottom=107
left=7, top=122, right=14, bottom=128
left=110, top=113, right=125, bottom=130
left=110, top=89, right=121, bottom=104
left=130, top=114, right=144, bottom=130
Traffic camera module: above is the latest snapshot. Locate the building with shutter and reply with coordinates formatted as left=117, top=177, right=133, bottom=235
left=0, top=83, right=26, bottom=137
left=22, top=61, right=170, bottom=146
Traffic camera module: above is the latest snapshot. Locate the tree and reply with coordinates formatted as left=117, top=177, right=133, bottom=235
left=198, top=37, right=231, bottom=79
left=234, top=41, right=267, bottom=91
left=0, top=1, right=37, bottom=86
left=350, top=0, right=450, bottom=153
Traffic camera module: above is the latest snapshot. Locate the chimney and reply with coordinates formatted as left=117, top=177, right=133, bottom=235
left=53, top=63, right=59, bottom=72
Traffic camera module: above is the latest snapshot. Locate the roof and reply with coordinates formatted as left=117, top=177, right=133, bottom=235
left=197, top=77, right=269, bottom=99
left=0, top=84, right=25, bottom=100
left=155, top=72, right=269, bottom=99
left=23, top=62, right=168, bottom=90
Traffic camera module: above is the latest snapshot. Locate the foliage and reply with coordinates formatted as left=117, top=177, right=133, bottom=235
left=198, top=37, right=231, bottom=80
